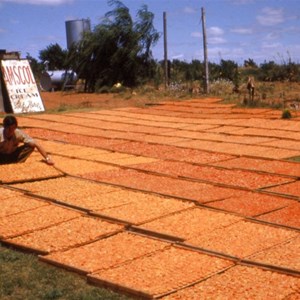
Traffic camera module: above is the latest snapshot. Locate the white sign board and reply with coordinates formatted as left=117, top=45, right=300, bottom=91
left=0, top=80, right=4, bottom=112
left=0, top=59, right=45, bottom=113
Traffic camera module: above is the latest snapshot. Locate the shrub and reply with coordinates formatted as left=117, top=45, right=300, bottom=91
left=282, top=109, right=292, bottom=119
left=96, top=85, right=110, bottom=94
left=110, top=84, right=126, bottom=94
left=209, top=79, right=234, bottom=96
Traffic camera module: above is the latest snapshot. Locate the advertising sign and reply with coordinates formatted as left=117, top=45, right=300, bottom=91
left=0, top=79, right=4, bottom=112
left=0, top=59, right=45, bottom=113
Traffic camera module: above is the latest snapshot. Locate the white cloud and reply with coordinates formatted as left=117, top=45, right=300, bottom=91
left=261, top=41, right=282, bottom=49
left=257, top=7, right=284, bottom=26
left=208, top=46, right=248, bottom=63
left=191, top=26, right=225, bottom=40
left=230, top=0, right=255, bottom=4
left=171, top=54, right=185, bottom=60
left=231, top=27, right=253, bottom=34
left=206, top=26, right=226, bottom=44
left=208, top=26, right=224, bottom=36
left=258, top=44, right=294, bottom=63
left=208, top=36, right=227, bottom=45
left=195, top=45, right=246, bottom=62
left=183, top=6, right=196, bottom=14
left=1, top=0, right=73, bottom=5
left=191, top=27, right=226, bottom=44
left=265, top=31, right=279, bottom=40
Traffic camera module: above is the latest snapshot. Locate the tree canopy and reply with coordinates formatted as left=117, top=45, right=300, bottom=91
left=39, top=43, right=67, bottom=71
left=64, top=0, right=160, bottom=91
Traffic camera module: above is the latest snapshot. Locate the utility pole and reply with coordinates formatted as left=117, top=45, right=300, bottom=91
left=201, top=7, right=209, bottom=93
left=163, top=12, right=168, bottom=89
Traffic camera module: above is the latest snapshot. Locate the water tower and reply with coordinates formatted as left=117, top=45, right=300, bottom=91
left=65, top=19, right=91, bottom=49
left=40, top=19, right=91, bottom=91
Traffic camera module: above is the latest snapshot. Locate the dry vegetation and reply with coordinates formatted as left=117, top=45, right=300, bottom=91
left=40, top=80, right=300, bottom=113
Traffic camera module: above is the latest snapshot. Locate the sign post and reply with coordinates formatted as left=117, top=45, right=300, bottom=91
left=0, top=59, right=45, bottom=113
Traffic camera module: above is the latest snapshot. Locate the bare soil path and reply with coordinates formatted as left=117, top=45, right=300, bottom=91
left=41, top=91, right=166, bottom=110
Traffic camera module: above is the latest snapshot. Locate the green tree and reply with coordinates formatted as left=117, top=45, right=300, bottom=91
left=164, top=59, right=204, bottom=84
left=283, top=60, right=300, bottom=82
left=208, top=62, right=221, bottom=81
left=244, top=58, right=257, bottom=68
left=259, top=61, right=281, bottom=81
left=219, top=59, right=238, bottom=81
left=26, top=53, right=43, bottom=76
left=189, top=60, right=204, bottom=81
left=69, top=0, right=160, bottom=91
left=39, top=43, right=68, bottom=70
left=134, top=4, right=160, bottom=80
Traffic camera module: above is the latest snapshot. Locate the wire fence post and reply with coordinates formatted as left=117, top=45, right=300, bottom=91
left=163, top=11, right=168, bottom=90
left=201, top=7, right=209, bottom=94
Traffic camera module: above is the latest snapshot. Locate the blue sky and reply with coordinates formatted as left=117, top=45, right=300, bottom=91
left=0, top=0, right=299, bottom=65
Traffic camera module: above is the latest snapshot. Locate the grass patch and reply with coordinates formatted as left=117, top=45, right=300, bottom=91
left=0, top=244, right=131, bottom=300
left=286, top=156, right=300, bottom=163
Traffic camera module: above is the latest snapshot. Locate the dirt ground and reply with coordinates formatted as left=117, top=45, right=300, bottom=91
left=40, top=91, right=166, bottom=111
